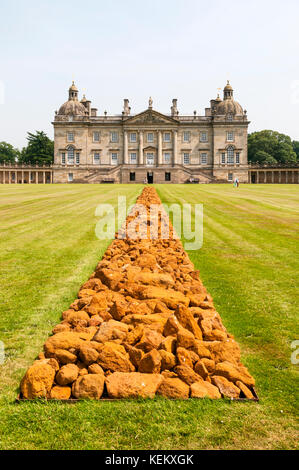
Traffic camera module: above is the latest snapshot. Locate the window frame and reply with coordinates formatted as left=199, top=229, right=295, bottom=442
left=183, top=131, right=190, bottom=142
left=68, top=173, right=73, bottom=182
left=165, top=172, right=171, bottom=181
left=67, top=146, right=75, bottom=165
left=93, top=152, right=100, bottom=165
left=93, top=131, right=100, bottom=142
left=228, top=173, right=233, bottom=182
left=130, top=132, right=137, bottom=143
left=147, top=132, right=154, bottom=143
left=111, top=131, right=119, bottom=143
left=201, top=153, right=207, bottom=164
left=200, top=131, right=208, bottom=142
left=75, top=152, right=80, bottom=165
left=183, top=152, right=190, bottom=165
left=67, top=132, right=74, bottom=142
left=164, top=152, right=171, bottom=164
left=227, top=131, right=234, bottom=142
left=164, top=132, right=171, bottom=142
left=236, top=152, right=240, bottom=164
left=227, top=146, right=234, bottom=164
left=61, top=152, right=66, bottom=165
left=129, top=172, right=136, bottom=181
left=111, top=152, right=118, bottom=165
left=221, top=152, right=226, bottom=164
left=130, top=152, right=137, bottom=164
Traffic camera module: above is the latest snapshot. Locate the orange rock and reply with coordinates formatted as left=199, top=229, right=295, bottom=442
left=122, top=314, right=167, bottom=333
left=95, top=268, right=122, bottom=290
left=205, top=339, right=241, bottom=364
left=159, top=336, right=176, bottom=354
left=136, top=329, right=163, bottom=352
left=157, top=377, right=189, bottom=399
left=201, top=358, right=215, bottom=374
left=194, top=361, right=209, bottom=379
left=44, top=332, right=84, bottom=357
left=56, top=364, right=79, bottom=386
left=52, top=323, right=71, bottom=334
left=88, top=363, right=105, bottom=375
left=88, top=315, right=104, bottom=327
left=176, top=347, right=193, bottom=368
left=106, top=372, right=163, bottom=398
left=72, top=374, right=105, bottom=399
left=190, top=340, right=212, bottom=359
left=66, top=310, right=90, bottom=327
left=97, top=342, right=135, bottom=372
left=176, top=327, right=196, bottom=349
left=215, top=361, right=255, bottom=387
left=54, top=349, right=77, bottom=365
left=163, top=315, right=181, bottom=336
left=137, top=286, right=190, bottom=309
left=92, top=320, right=129, bottom=344
left=134, top=272, right=174, bottom=288
left=175, top=305, right=203, bottom=340
left=79, top=343, right=99, bottom=366
left=83, top=292, right=109, bottom=317
left=159, top=350, right=176, bottom=371
left=138, top=349, right=161, bottom=373
left=236, top=381, right=254, bottom=399
left=80, top=278, right=104, bottom=292
left=126, top=325, right=144, bottom=345
left=211, top=375, right=240, bottom=398
left=190, top=381, right=221, bottom=399
left=21, top=361, right=56, bottom=399
left=50, top=385, right=71, bottom=400
left=174, top=365, right=204, bottom=385
left=110, top=300, right=127, bottom=320
left=124, top=344, right=144, bottom=367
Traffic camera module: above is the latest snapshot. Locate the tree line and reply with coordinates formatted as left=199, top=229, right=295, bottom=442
left=0, top=129, right=299, bottom=165
left=0, top=131, right=54, bottom=165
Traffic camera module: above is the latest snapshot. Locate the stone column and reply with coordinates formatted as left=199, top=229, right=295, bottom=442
left=36, top=171, right=38, bottom=183
left=123, top=131, right=128, bottom=164
left=173, top=130, right=178, bottom=166
left=279, top=171, right=281, bottom=183
left=21, top=170, right=24, bottom=184
left=29, top=171, right=31, bottom=184
left=8, top=171, right=11, bottom=184
left=158, top=131, right=162, bottom=166
left=139, top=131, right=143, bottom=165
left=257, top=171, right=259, bottom=184
left=272, top=171, right=274, bottom=183
left=286, top=171, right=288, bottom=184
left=43, top=172, right=45, bottom=184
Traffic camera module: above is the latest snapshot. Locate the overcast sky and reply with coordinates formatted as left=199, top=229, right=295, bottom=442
left=1, top=0, right=299, bottom=148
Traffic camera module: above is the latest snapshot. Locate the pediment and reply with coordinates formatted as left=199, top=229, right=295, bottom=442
left=124, top=109, right=178, bottom=125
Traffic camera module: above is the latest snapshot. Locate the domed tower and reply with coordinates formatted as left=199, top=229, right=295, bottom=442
left=215, top=81, right=244, bottom=116
left=58, top=82, right=87, bottom=116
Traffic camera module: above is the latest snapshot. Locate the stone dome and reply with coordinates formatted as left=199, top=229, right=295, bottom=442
left=215, top=81, right=244, bottom=115
left=58, top=100, right=87, bottom=116
left=216, top=98, right=243, bottom=115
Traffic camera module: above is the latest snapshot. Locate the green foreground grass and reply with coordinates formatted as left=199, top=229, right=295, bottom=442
left=0, top=183, right=298, bottom=450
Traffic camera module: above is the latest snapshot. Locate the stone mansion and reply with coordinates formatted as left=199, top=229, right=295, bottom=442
left=52, top=81, right=250, bottom=184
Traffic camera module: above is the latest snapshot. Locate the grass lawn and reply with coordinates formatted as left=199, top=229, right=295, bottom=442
left=0, top=183, right=298, bottom=450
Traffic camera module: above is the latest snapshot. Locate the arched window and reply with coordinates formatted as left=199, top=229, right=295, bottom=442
left=67, top=146, right=75, bottom=165
left=227, top=146, right=234, bottom=164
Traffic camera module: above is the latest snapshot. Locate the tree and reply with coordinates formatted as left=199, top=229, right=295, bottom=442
left=248, top=130, right=297, bottom=164
left=19, top=131, right=54, bottom=165
left=292, top=140, right=299, bottom=161
left=0, top=141, right=19, bottom=163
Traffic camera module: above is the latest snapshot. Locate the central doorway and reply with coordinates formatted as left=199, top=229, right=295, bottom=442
left=147, top=172, right=153, bottom=184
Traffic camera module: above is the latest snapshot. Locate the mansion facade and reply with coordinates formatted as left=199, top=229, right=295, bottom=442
left=52, top=81, right=250, bottom=184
